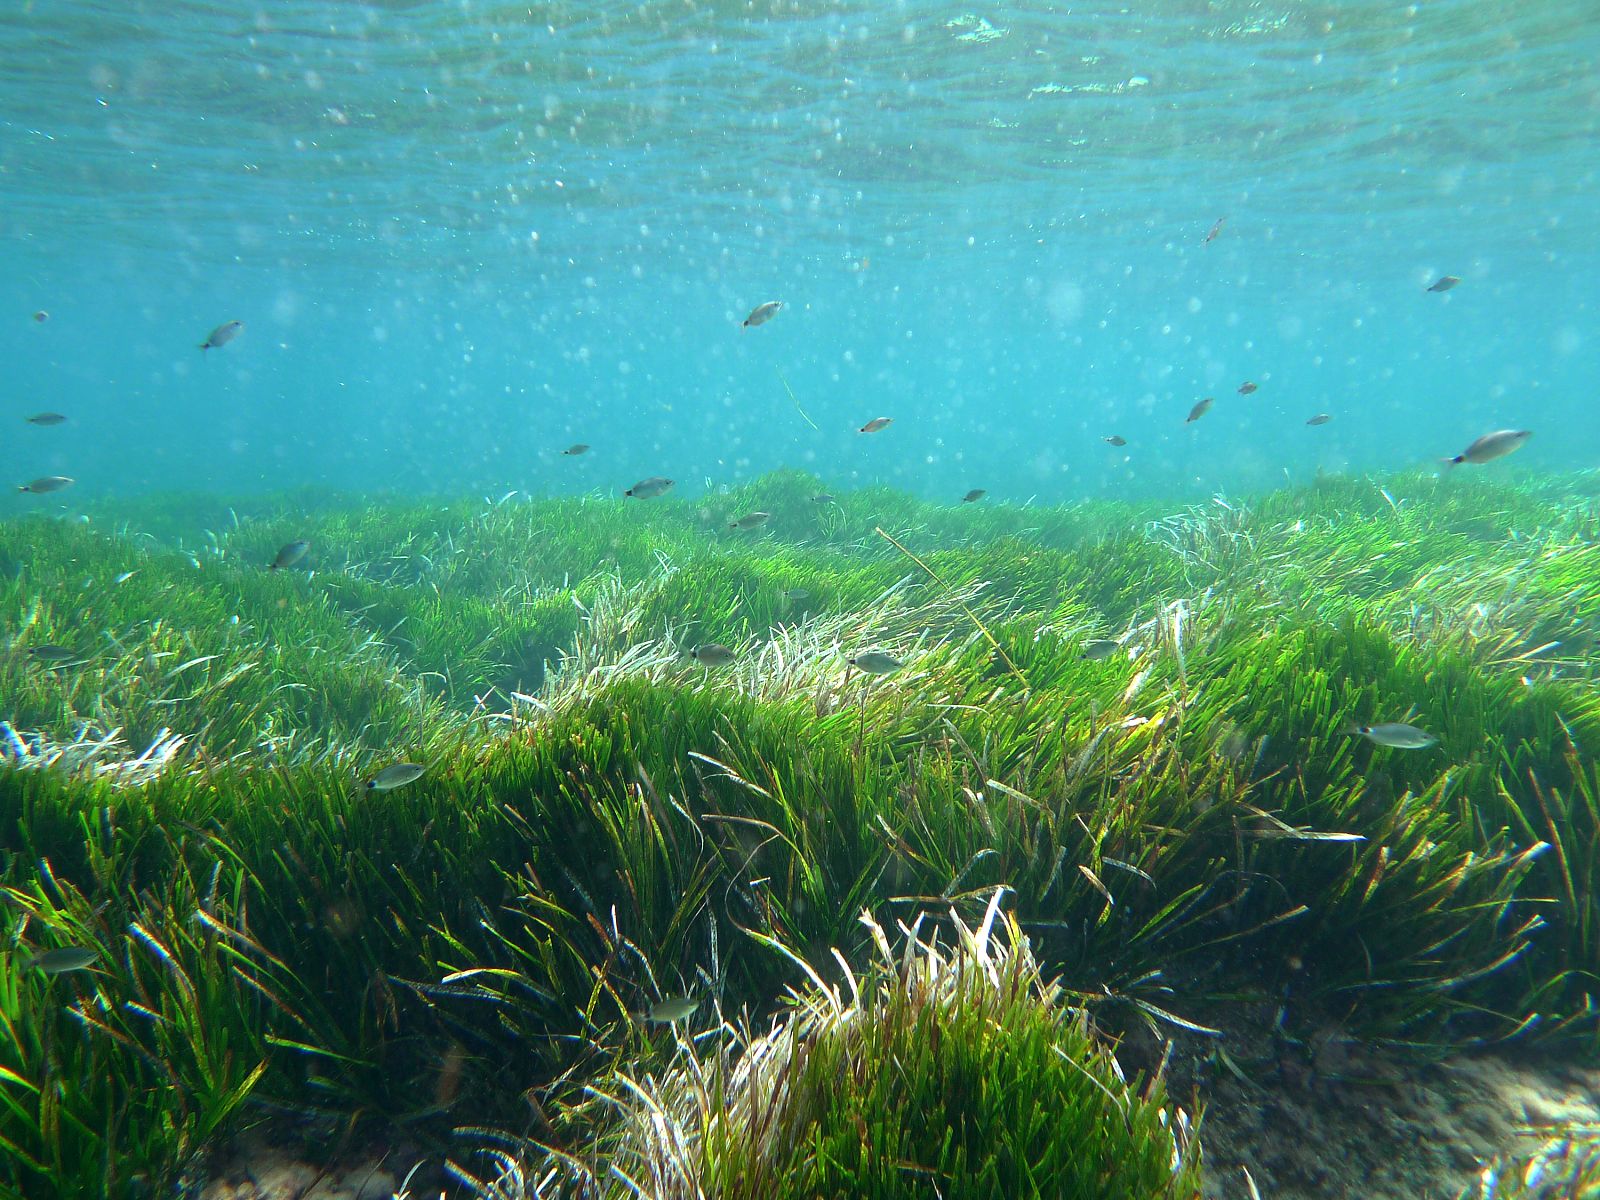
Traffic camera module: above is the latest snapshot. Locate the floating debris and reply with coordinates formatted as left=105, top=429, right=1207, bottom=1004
left=858, top=417, right=893, bottom=434
left=18, top=475, right=74, bottom=494
left=199, top=320, right=244, bottom=352
left=366, top=763, right=428, bottom=791
left=25, top=412, right=66, bottom=425
left=1103, top=435, right=1127, bottom=447
left=561, top=444, right=590, bottom=456
left=1426, top=275, right=1461, bottom=293
left=1186, top=398, right=1214, bottom=423
left=1080, top=639, right=1120, bottom=661
left=645, top=995, right=699, bottom=1024
left=850, top=651, right=903, bottom=675
left=1345, top=722, right=1438, bottom=750
left=1237, top=382, right=1257, bottom=395
left=691, top=643, right=737, bottom=667
left=270, top=540, right=310, bottom=571
left=1443, top=430, right=1530, bottom=468
left=625, top=476, right=675, bottom=499
left=1306, top=413, right=1332, bottom=426
left=742, top=301, right=782, bottom=328
left=22, top=946, right=99, bottom=974
left=728, top=511, right=771, bottom=530
left=961, top=489, right=987, bottom=504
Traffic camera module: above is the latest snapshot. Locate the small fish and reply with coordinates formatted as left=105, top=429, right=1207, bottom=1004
left=25, top=412, right=67, bottom=426
left=32, top=310, right=49, bottom=323
left=1080, top=639, right=1120, bottom=661
left=850, top=651, right=903, bottom=675
left=858, top=417, right=893, bottom=434
left=646, top=995, right=700, bottom=1024
left=1204, top=217, right=1225, bottom=244
left=810, top=492, right=836, bottom=504
left=1237, top=382, right=1257, bottom=395
left=961, top=489, right=987, bottom=504
left=27, top=645, right=81, bottom=663
left=365, top=763, right=428, bottom=791
left=742, top=301, right=783, bottom=328
left=199, top=320, right=244, bottom=351
left=1426, top=275, right=1460, bottom=293
left=1102, top=435, right=1127, bottom=447
left=782, top=588, right=811, bottom=603
left=270, top=540, right=310, bottom=571
left=18, top=475, right=74, bottom=494
left=728, top=511, right=771, bottom=530
left=1186, top=398, right=1214, bottom=423
left=561, top=444, right=590, bottom=456
left=22, top=946, right=99, bottom=974
left=691, top=643, right=737, bottom=667
left=1443, top=430, right=1530, bottom=468
left=1306, top=413, right=1332, bottom=426
left=1344, top=722, right=1438, bottom=750
left=625, top=476, right=675, bottom=499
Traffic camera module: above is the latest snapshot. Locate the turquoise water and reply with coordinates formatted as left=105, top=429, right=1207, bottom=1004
left=2, top=1, right=1597, bottom=503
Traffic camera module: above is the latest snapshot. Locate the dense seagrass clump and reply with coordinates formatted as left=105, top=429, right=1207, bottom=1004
left=568, top=895, right=1201, bottom=1200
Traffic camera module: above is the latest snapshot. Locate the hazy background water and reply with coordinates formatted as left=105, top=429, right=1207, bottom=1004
left=2, top=0, right=1596, bottom=507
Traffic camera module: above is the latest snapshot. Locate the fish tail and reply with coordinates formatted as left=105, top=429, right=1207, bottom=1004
left=1339, top=721, right=1366, bottom=736
left=1440, top=456, right=1462, bottom=470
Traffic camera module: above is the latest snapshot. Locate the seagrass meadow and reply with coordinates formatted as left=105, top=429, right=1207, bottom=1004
left=3, top=467, right=1600, bottom=1199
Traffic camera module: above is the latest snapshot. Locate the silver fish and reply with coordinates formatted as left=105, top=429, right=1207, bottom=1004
left=1186, top=397, right=1214, bottom=423
left=18, top=475, right=74, bottom=494
left=782, top=588, right=811, bottom=603
left=625, top=476, right=675, bottom=499
left=366, top=762, right=428, bottom=791
left=25, top=412, right=67, bottom=426
left=270, top=540, right=310, bottom=570
left=1080, top=639, right=1120, bottom=661
left=646, top=995, right=699, bottom=1024
left=562, top=444, right=591, bottom=456
left=961, top=489, right=987, bottom=503
left=1443, top=430, right=1530, bottom=468
left=28, top=645, right=81, bottom=663
left=728, top=511, right=771, bottom=530
left=200, top=320, right=244, bottom=351
left=1306, top=413, right=1332, bottom=426
left=858, top=417, right=893, bottom=434
left=810, top=492, right=836, bottom=504
left=1103, top=435, right=1127, bottom=447
left=742, top=301, right=782, bottom=328
left=22, top=946, right=99, bottom=974
left=691, top=643, right=737, bottom=667
left=1345, top=722, right=1437, bottom=750
left=1426, top=275, right=1460, bottom=293
left=1237, top=382, right=1258, bottom=395
left=33, top=310, right=49, bottom=323
left=850, top=651, right=903, bottom=675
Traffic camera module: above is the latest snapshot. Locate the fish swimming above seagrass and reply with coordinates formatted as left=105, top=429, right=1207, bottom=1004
left=742, top=301, right=782, bottom=328
left=270, top=540, right=310, bottom=570
left=850, top=651, right=903, bottom=675
left=366, top=763, right=428, bottom=790
left=625, top=476, right=675, bottom=499
left=200, top=320, right=244, bottom=351
left=1344, top=722, right=1437, bottom=750
left=1442, top=430, right=1529, bottom=468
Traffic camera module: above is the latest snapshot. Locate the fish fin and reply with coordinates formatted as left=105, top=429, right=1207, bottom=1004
left=1339, top=722, right=1366, bottom=737
left=1439, top=456, right=1462, bottom=470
